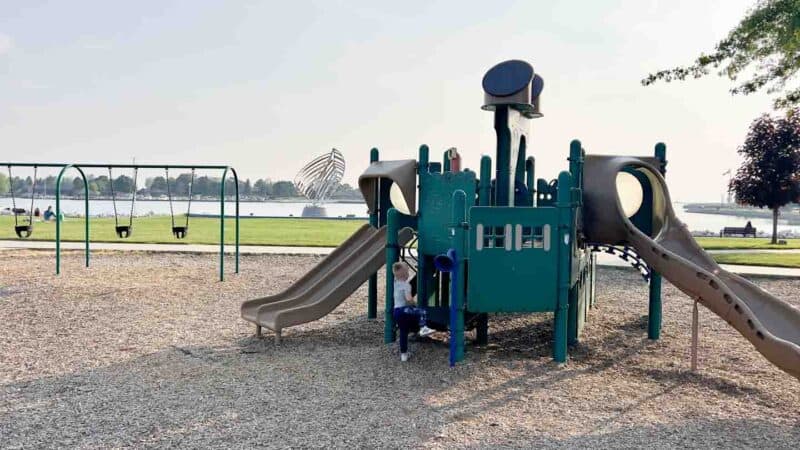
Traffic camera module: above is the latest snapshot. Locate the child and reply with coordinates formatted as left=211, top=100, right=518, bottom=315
left=392, top=261, right=434, bottom=362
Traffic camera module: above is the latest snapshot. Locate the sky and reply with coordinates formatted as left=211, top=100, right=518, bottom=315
left=0, top=0, right=778, bottom=202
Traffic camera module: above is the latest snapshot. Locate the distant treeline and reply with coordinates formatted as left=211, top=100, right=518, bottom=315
left=0, top=172, right=362, bottom=200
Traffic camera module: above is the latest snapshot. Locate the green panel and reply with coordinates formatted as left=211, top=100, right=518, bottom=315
left=467, top=206, right=559, bottom=313
left=418, top=171, right=476, bottom=256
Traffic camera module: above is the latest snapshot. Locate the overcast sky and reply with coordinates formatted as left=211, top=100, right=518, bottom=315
left=0, top=0, right=776, bottom=201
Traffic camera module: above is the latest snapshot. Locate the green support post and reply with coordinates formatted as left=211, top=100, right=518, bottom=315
left=525, top=156, right=535, bottom=205
left=443, top=150, right=451, bottom=172
left=384, top=208, right=401, bottom=343
left=219, top=167, right=241, bottom=282
left=568, top=140, right=583, bottom=189
left=419, top=145, right=429, bottom=174
left=367, top=148, right=380, bottom=319
left=450, top=189, right=467, bottom=363
left=648, top=142, right=667, bottom=340
left=554, top=170, right=573, bottom=363
left=474, top=155, right=491, bottom=345
left=478, top=156, right=492, bottom=206
left=55, top=164, right=90, bottom=275
left=415, top=145, right=429, bottom=308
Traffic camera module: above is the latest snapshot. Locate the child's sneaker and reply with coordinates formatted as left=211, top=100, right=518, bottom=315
left=400, top=352, right=410, bottom=362
left=418, top=326, right=435, bottom=337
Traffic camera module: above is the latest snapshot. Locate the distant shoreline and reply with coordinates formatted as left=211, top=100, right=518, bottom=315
left=683, top=203, right=800, bottom=225
left=0, top=195, right=365, bottom=204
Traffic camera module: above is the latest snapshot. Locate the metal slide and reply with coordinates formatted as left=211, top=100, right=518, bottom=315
left=241, top=224, right=394, bottom=337
left=583, top=155, right=800, bottom=380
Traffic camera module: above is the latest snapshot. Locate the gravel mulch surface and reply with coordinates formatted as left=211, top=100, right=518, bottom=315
left=1, top=250, right=798, bottom=449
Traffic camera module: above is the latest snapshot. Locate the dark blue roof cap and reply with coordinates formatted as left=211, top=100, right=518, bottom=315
left=532, top=74, right=544, bottom=97
left=482, top=60, right=534, bottom=97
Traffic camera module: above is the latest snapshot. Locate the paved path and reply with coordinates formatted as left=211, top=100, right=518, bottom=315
left=2, top=240, right=799, bottom=278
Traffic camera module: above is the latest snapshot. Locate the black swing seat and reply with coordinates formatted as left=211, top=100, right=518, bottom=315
left=15, top=225, right=33, bottom=239
left=172, top=226, right=188, bottom=239
left=115, top=225, right=132, bottom=239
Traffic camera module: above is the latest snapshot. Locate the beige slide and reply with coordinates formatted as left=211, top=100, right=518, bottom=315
left=241, top=224, right=397, bottom=339
left=583, top=155, right=800, bottom=379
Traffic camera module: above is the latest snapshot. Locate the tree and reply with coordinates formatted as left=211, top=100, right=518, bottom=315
left=643, top=0, right=800, bottom=109
left=0, top=172, right=8, bottom=195
left=272, top=181, right=297, bottom=198
left=71, top=177, right=86, bottom=197
left=149, top=176, right=168, bottom=196
left=113, top=175, right=135, bottom=195
left=242, top=179, right=252, bottom=197
left=175, top=173, right=194, bottom=196
left=729, top=110, right=800, bottom=243
left=93, top=175, right=110, bottom=196
left=253, top=179, right=269, bottom=199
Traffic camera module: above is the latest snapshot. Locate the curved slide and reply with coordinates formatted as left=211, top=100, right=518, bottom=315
left=241, top=224, right=399, bottom=338
left=583, top=155, right=800, bottom=380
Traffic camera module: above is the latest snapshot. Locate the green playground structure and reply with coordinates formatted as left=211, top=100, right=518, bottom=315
left=2, top=162, right=240, bottom=281
left=242, top=59, right=800, bottom=378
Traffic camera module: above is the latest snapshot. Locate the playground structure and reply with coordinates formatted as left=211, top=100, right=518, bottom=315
left=239, top=59, right=800, bottom=379
left=2, top=162, right=241, bottom=281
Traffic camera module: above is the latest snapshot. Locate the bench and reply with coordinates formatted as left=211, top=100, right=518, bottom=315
left=720, top=227, right=757, bottom=238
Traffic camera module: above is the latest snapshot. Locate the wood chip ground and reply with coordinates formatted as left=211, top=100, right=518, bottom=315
left=1, top=250, right=798, bottom=448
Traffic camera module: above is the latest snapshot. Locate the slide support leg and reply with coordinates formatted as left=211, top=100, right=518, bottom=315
left=691, top=300, right=699, bottom=373
left=648, top=272, right=662, bottom=340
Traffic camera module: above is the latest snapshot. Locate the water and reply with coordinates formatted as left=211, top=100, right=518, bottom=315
left=1, top=197, right=798, bottom=235
left=0, top=197, right=370, bottom=219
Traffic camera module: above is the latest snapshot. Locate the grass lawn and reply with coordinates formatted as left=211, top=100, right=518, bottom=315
left=694, top=237, right=800, bottom=250
left=713, top=252, right=800, bottom=269
left=0, top=216, right=365, bottom=247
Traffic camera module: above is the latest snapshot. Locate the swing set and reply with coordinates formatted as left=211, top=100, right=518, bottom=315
left=2, top=162, right=240, bottom=281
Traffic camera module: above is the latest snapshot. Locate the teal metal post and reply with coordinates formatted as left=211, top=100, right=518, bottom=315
left=384, top=208, right=401, bottom=343
left=55, top=164, right=90, bottom=275
left=219, top=167, right=241, bottom=282
left=419, top=145, right=429, bottom=174
left=568, top=140, right=583, bottom=189
left=474, top=155, right=492, bottom=345
left=525, top=156, right=535, bottom=205
left=478, top=156, right=492, bottom=206
left=450, top=190, right=467, bottom=363
left=648, top=142, right=667, bottom=339
left=443, top=150, right=451, bottom=172
left=415, top=145, right=429, bottom=309
left=554, top=171, right=573, bottom=362
left=367, top=148, right=380, bottom=319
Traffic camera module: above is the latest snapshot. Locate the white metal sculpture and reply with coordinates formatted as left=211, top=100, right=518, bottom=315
left=294, top=148, right=345, bottom=216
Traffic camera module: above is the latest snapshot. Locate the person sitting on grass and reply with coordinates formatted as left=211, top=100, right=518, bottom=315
left=43, top=206, right=55, bottom=221
left=392, top=261, right=434, bottom=362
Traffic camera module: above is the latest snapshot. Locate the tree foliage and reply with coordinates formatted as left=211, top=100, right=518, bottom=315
left=2, top=171, right=360, bottom=200
left=643, top=0, right=800, bottom=108
left=0, top=172, right=8, bottom=195
left=729, top=110, right=800, bottom=241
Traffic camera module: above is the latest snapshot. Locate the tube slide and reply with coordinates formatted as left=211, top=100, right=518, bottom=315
left=582, top=155, right=800, bottom=380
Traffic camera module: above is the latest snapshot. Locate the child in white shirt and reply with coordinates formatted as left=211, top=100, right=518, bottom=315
left=392, top=262, right=434, bottom=361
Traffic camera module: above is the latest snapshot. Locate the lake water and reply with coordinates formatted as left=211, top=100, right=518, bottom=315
left=2, top=197, right=798, bottom=235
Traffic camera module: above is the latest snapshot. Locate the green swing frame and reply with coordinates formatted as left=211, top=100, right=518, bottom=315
left=1, top=162, right=240, bottom=281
